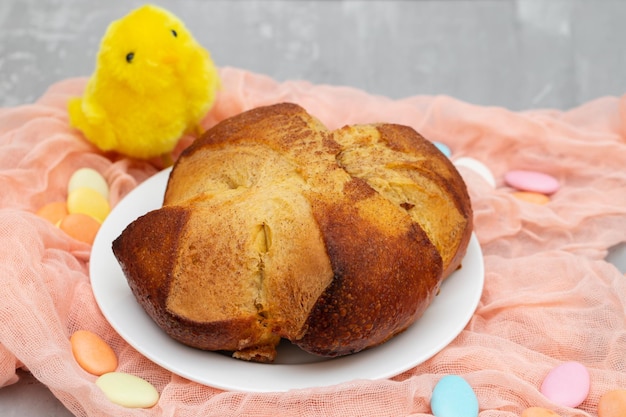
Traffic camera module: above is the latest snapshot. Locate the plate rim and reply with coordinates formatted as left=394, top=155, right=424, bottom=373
left=90, top=167, right=484, bottom=392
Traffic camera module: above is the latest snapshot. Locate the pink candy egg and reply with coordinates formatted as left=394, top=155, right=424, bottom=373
left=540, top=361, right=590, bottom=408
left=504, top=170, right=559, bottom=194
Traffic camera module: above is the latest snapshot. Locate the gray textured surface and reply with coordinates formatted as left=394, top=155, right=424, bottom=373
left=1, top=1, right=625, bottom=415
left=2, top=0, right=626, bottom=110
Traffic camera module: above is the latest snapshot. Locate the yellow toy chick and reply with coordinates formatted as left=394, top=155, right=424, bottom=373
left=68, top=4, right=220, bottom=163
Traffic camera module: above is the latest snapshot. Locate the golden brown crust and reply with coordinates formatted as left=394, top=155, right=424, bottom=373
left=333, top=123, right=473, bottom=279
left=113, top=102, right=472, bottom=361
left=297, top=178, right=442, bottom=356
left=112, top=206, right=280, bottom=354
left=112, top=206, right=187, bottom=324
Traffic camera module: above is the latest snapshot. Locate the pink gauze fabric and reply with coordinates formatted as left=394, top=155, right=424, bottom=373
left=1, top=66, right=626, bottom=417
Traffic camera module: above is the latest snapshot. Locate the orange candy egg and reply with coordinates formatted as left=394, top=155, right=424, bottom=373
left=512, top=191, right=550, bottom=205
left=70, top=330, right=118, bottom=376
left=36, top=201, right=68, bottom=225
left=59, top=213, right=101, bottom=245
left=38, top=168, right=110, bottom=244
left=521, top=407, right=561, bottom=417
left=598, top=390, right=626, bottom=417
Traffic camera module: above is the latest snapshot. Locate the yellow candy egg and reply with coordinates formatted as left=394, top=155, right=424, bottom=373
left=68, top=168, right=109, bottom=201
left=96, top=372, right=159, bottom=408
left=67, top=187, right=110, bottom=223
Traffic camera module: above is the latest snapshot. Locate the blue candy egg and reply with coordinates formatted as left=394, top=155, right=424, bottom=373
left=431, top=375, right=479, bottom=417
left=433, top=141, right=452, bottom=158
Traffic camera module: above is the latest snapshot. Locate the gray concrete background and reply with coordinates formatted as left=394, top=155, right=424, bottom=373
left=2, top=0, right=626, bottom=110
left=1, top=1, right=625, bottom=415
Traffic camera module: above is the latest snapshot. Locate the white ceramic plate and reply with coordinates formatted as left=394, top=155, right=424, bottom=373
left=90, top=167, right=484, bottom=392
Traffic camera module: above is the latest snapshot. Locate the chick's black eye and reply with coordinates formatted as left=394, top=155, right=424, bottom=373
left=171, top=29, right=177, bottom=37
left=126, top=52, right=134, bottom=63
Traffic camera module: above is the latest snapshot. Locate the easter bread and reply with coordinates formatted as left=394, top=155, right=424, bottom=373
left=112, top=103, right=473, bottom=362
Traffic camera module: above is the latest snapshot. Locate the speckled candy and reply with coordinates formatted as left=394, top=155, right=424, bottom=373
left=96, top=372, right=159, bottom=408
left=540, top=361, right=590, bottom=408
left=431, top=375, right=479, bottom=417
left=504, top=170, right=560, bottom=194
left=598, top=389, right=626, bottom=417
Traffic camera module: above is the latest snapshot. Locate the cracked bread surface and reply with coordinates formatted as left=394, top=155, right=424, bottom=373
left=112, top=103, right=472, bottom=362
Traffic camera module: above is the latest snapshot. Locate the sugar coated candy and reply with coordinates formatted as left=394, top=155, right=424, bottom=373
left=540, top=361, right=590, bottom=408
left=504, top=170, right=559, bottom=195
left=67, top=187, right=110, bottom=223
left=36, top=201, right=68, bottom=225
left=68, top=168, right=109, bottom=200
left=96, top=372, right=159, bottom=408
left=431, top=375, right=479, bottom=417
left=512, top=191, right=550, bottom=205
left=59, top=213, right=101, bottom=245
left=70, top=330, right=118, bottom=376
left=521, top=406, right=562, bottom=417
left=598, top=389, right=626, bottom=417
left=453, top=156, right=496, bottom=188
left=36, top=167, right=110, bottom=244
left=434, top=141, right=452, bottom=158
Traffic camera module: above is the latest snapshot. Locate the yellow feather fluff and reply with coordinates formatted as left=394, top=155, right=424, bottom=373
left=68, top=4, right=220, bottom=161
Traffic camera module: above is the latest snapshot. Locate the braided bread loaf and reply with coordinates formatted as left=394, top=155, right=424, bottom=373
left=112, top=103, right=473, bottom=362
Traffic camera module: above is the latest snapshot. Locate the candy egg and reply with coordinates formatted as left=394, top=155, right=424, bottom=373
left=598, top=389, right=626, bottom=417
left=453, top=156, right=496, bottom=188
left=521, top=406, right=562, bottom=417
left=540, top=361, right=590, bottom=408
left=434, top=142, right=451, bottom=158
left=96, top=372, right=159, bottom=408
left=512, top=191, right=550, bottom=205
left=504, top=170, right=559, bottom=195
left=70, top=330, right=118, bottom=376
left=431, top=375, right=479, bottom=417
left=67, top=187, right=110, bottom=223
left=36, top=201, right=68, bottom=225
left=68, top=168, right=109, bottom=200
left=59, top=213, right=101, bottom=245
